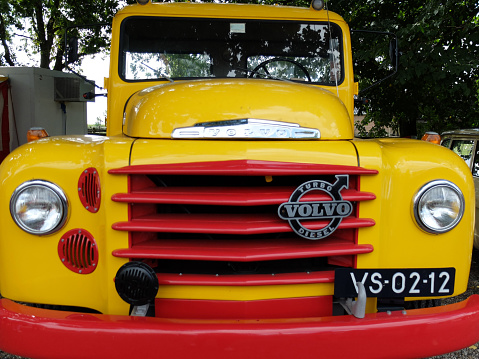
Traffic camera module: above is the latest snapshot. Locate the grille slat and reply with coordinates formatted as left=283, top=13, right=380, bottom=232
left=111, top=187, right=375, bottom=206
left=112, top=214, right=375, bottom=235
left=112, top=237, right=373, bottom=261
left=156, top=271, right=336, bottom=286
left=108, top=160, right=378, bottom=176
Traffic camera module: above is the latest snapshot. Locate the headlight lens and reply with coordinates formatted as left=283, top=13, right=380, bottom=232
left=10, top=180, right=68, bottom=235
left=413, top=180, right=464, bottom=234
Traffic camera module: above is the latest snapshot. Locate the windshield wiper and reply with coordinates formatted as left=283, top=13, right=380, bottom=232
left=140, top=62, right=174, bottom=83
left=234, top=67, right=296, bottom=83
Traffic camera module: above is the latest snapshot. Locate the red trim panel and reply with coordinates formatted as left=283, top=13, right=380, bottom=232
left=108, top=160, right=379, bottom=176
left=111, top=187, right=376, bottom=206
left=154, top=297, right=333, bottom=319
left=112, top=214, right=375, bottom=235
left=1, top=297, right=479, bottom=359
left=112, top=238, right=373, bottom=262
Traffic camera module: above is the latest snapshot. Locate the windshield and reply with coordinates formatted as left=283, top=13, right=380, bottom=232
left=120, top=17, right=343, bottom=85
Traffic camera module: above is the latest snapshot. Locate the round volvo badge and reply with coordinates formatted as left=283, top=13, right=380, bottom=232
left=278, top=175, right=353, bottom=240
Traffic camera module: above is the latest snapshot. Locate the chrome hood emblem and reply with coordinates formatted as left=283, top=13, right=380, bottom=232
left=171, top=119, right=320, bottom=140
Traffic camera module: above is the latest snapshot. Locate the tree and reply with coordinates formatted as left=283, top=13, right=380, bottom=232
left=329, top=0, right=479, bottom=137
left=0, top=0, right=122, bottom=70
left=1, top=0, right=477, bottom=138
left=0, top=0, right=311, bottom=71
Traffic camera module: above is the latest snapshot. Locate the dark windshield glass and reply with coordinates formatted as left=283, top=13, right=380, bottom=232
left=120, top=17, right=343, bottom=84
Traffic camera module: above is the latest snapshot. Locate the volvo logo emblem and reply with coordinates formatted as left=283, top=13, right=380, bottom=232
left=278, top=175, right=352, bottom=240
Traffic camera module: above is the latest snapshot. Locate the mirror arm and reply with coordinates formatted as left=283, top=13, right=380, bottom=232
left=351, top=30, right=399, bottom=96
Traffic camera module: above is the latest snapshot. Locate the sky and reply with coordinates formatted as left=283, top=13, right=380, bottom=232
left=82, top=54, right=109, bottom=125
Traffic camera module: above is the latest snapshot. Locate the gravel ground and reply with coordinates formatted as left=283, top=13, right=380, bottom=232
left=429, top=249, right=479, bottom=359
left=0, top=353, right=22, bottom=359
left=2, top=251, right=479, bottom=359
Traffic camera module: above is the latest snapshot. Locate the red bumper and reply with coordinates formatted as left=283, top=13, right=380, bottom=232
left=1, top=296, right=479, bottom=359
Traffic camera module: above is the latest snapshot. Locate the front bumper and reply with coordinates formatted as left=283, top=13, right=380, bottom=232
left=1, top=296, right=479, bottom=359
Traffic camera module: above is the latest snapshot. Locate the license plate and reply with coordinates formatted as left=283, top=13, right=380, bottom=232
left=334, top=268, right=456, bottom=298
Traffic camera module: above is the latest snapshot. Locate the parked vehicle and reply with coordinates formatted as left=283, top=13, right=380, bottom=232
left=0, top=1, right=478, bottom=358
left=441, top=129, right=479, bottom=249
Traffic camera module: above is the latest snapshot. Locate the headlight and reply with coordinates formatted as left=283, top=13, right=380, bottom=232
left=413, top=180, right=464, bottom=234
left=10, top=180, right=68, bottom=235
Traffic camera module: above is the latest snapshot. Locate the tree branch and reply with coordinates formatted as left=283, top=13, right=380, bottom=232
left=0, top=13, right=15, bottom=66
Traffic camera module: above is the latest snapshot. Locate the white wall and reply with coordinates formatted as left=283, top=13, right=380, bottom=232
left=0, top=67, right=91, bottom=148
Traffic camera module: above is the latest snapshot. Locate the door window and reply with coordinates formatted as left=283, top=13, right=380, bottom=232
left=472, top=142, right=479, bottom=177
left=450, top=139, right=475, bottom=168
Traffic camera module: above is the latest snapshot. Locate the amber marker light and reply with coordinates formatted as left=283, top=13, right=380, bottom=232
left=27, top=127, right=49, bottom=142
left=421, top=131, right=441, bottom=144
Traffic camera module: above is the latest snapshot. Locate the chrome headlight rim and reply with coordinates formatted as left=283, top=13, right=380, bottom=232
left=413, top=180, right=465, bottom=234
left=10, top=180, right=68, bottom=235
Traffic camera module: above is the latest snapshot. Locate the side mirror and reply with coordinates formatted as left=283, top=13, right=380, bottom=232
left=66, top=36, right=79, bottom=64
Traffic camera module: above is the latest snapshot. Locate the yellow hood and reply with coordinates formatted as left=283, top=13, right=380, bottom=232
left=123, top=79, right=353, bottom=140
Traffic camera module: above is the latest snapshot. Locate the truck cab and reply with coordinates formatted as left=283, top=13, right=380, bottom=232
left=0, top=1, right=478, bottom=358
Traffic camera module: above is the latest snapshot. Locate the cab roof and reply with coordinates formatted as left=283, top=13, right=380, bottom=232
left=115, top=2, right=346, bottom=23
left=442, top=129, right=479, bottom=137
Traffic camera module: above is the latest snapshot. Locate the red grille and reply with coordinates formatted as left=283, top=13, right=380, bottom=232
left=58, top=229, right=98, bottom=274
left=109, top=160, right=377, bottom=286
left=78, top=168, right=101, bottom=213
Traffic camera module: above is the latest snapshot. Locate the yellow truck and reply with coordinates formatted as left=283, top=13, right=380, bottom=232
left=1, top=1, right=479, bottom=358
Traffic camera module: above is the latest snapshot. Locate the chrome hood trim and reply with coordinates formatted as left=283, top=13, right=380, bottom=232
left=171, top=119, right=321, bottom=140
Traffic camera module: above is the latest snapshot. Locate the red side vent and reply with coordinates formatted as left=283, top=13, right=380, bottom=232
left=78, top=167, right=101, bottom=213
left=58, top=229, right=99, bottom=274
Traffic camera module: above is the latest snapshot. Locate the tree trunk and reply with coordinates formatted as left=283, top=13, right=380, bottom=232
left=33, top=1, right=51, bottom=69
left=399, top=117, right=418, bottom=138
left=53, top=44, right=64, bottom=71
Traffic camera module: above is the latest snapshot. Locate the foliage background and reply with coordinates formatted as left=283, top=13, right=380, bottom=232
left=330, top=0, right=479, bottom=138
left=0, top=0, right=478, bottom=137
